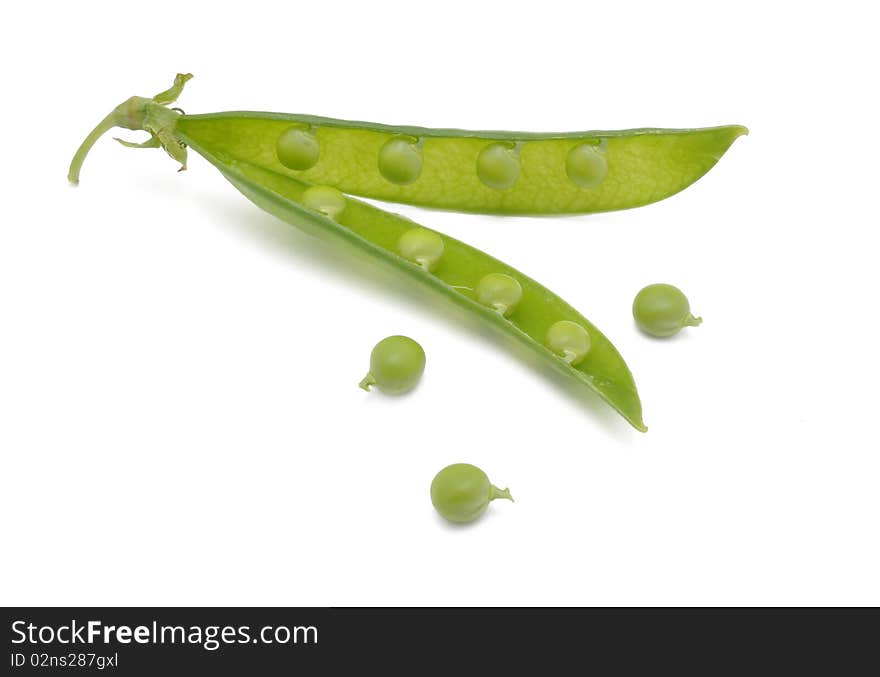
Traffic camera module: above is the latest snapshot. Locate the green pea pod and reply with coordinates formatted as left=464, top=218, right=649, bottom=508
left=177, top=113, right=746, bottom=216
left=69, top=75, right=647, bottom=431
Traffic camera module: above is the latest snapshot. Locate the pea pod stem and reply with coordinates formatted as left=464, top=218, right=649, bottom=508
left=68, top=97, right=159, bottom=184
left=68, top=111, right=118, bottom=185
left=68, top=74, right=192, bottom=185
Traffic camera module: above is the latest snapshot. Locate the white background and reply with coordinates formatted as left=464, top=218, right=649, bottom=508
left=1, top=1, right=878, bottom=606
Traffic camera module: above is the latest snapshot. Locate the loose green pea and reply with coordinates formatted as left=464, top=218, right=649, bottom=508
left=632, top=283, right=702, bottom=337
left=359, top=335, right=426, bottom=394
left=430, top=463, right=513, bottom=524
left=378, top=135, right=422, bottom=185
left=476, top=142, right=520, bottom=190
left=398, top=227, right=444, bottom=271
left=475, top=273, right=522, bottom=317
left=276, top=125, right=320, bottom=171
left=301, top=185, right=346, bottom=220
left=566, top=142, right=608, bottom=188
left=547, top=320, right=591, bottom=365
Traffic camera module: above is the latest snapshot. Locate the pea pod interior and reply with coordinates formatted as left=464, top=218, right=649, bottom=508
left=178, top=113, right=747, bottom=216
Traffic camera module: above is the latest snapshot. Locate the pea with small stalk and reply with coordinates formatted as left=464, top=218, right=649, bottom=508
left=633, top=284, right=702, bottom=338
left=431, top=463, right=513, bottom=524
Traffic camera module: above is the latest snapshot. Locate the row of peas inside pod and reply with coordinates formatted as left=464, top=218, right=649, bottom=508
left=276, top=126, right=609, bottom=192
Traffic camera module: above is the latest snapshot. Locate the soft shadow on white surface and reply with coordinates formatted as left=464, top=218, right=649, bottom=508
left=432, top=512, right=481, bottom=531
left=432, top=507, right=510, bottom=531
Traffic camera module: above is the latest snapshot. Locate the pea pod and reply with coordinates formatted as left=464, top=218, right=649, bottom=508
left=177, top=113, right=746, bottom=216
left=68, top=75, right=647, bottom=431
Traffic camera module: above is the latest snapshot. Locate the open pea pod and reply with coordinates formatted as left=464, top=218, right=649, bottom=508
left=177, top=114, right=746, bottom=216
left=69, top=74, right=646, bottom=430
